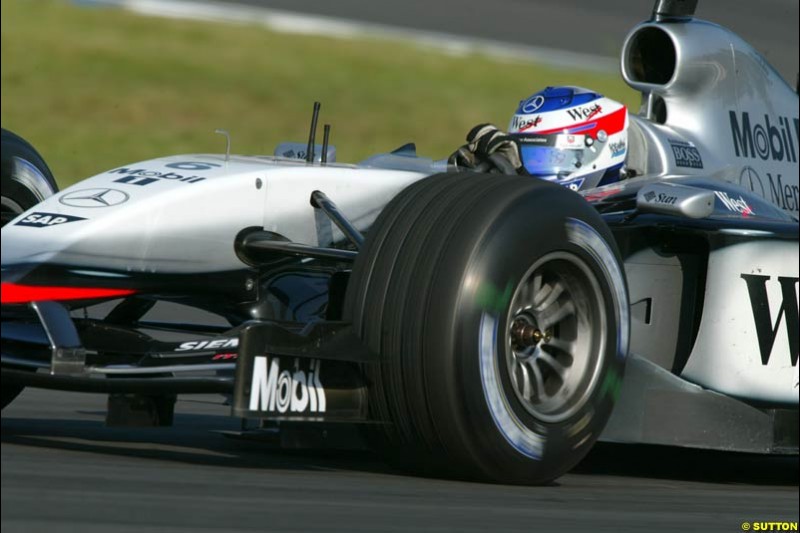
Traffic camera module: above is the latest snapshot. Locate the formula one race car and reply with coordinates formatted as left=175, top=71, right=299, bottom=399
left=1, top=1, right=797, bottom=484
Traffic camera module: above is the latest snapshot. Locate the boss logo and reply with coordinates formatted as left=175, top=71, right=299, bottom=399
left=669, top=140, right=704, bottom=169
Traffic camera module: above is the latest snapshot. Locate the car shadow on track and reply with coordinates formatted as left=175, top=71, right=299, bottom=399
left=2, top=411, right=797, bottom=486
left=577, top=442, right=799, bottom=486
left=0, top=412, right=406, bottom=478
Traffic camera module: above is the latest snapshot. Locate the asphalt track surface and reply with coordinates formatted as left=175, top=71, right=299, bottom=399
left=219, top=0, right=799, bottom=84
left=2, top=388, right=798, bottom=532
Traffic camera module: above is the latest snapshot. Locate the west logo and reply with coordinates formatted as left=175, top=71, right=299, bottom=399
left=249, top=356, right=326, bottom=413
left=15, top=212, right=86, bottom=228
left=567, top=103, right=602, bottom=122
left=729, top=111, right=799, bottom=163
left=512, top=115, right=543, bottom=131
left=715, top=191, right=754, bottom=216
left=740, top=274, right=799, bottom=366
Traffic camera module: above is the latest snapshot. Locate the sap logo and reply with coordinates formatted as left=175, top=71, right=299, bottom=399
left=249, top=356, right=326, bottom=413
left=567, top=103, right=602, bottom=122
left=175, top=338, right=239, bottom=351
left=15, top=212, right=86, bottom=228
left=715, top=191, right=754, bottom=216
left=740, top=275, right=798, bottom=366
left=108, top=167, right=207, bottom=186
left=729, top=111, right=799, bottom=163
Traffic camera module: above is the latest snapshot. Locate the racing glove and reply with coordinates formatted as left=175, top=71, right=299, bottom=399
left=448, top=124, right=527, bottom=175
left=448, top=123, right=496, bottom=169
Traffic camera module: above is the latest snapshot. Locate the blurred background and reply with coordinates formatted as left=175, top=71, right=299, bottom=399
left=1, top=0, right=797, bottom=187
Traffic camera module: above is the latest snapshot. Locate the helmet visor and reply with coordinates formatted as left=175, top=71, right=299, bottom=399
left=517, top=134, right=599, bottom=178
left=519, top=146, right=583, bottom=177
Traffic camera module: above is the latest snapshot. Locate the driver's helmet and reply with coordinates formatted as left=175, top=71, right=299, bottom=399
left=508, top=86, right=628, bottom=191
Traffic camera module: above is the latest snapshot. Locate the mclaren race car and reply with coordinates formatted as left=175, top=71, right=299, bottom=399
left=1, top=1, right=797, bottom=484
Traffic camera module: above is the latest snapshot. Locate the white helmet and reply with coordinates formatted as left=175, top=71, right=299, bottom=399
left=508, top=86, right=629, bottom=191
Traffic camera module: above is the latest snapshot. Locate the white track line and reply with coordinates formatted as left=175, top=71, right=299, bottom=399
left=87, top=0, right=618, bottom=73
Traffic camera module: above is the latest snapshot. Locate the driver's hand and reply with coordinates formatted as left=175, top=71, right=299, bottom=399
left=448, top=124, right=527, bottom=175
left=448, top=123, right=496, bottom=169
left=477, top=131, right=526, bottom=174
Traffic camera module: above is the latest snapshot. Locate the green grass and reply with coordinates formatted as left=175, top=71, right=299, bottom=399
left=1, top=0, right=637, bottom=187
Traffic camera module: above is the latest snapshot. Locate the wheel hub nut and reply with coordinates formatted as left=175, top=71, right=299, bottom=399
left=511, top=319, right=543, bottom=348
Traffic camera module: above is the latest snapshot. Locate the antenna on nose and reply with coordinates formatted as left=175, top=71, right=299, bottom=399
left=321, top=124, right=331, bottom=165
left=306, top=102, right=321, bottom=164
left=215, top=129, right=231, bottom=163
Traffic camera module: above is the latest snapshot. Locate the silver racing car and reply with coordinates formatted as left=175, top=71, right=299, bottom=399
left=1, top=0, right=797, bottom=484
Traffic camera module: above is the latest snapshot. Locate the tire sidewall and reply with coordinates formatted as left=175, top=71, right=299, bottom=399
left=0, top=129, right=57, bottom=410
left=427, top=184, right=628, bottom=483
left=1, top=129, right=58, bottom=224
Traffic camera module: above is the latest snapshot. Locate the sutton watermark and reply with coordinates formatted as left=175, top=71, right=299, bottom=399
left=741, top=522, right=798, bottom=532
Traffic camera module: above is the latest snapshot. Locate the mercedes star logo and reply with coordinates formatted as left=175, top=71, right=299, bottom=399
left=738, top=166, right=765, bottom=199
left=59, top=188, right=129, bottom=208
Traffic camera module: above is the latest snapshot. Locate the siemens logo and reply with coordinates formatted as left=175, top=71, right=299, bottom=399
left=729, top=111, right=799, bottom=163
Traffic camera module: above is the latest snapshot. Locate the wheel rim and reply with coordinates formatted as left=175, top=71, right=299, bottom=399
left=504, top=251, right=607, bottom=423
left=1, top=196, right=24, bottom=228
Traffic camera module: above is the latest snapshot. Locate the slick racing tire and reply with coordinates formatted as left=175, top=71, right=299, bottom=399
left=1, top=128, right=58, bottom=410
left=344, top=172, right=629, bottom=484
left=1, top=128, right=58, bottom=227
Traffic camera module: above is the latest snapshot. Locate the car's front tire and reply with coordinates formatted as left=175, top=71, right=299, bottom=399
left=1, top=128, right=58, bottom=410
left=344, top=172, right=629, bottom=484
left=1, top=128, right=58, bottom=226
